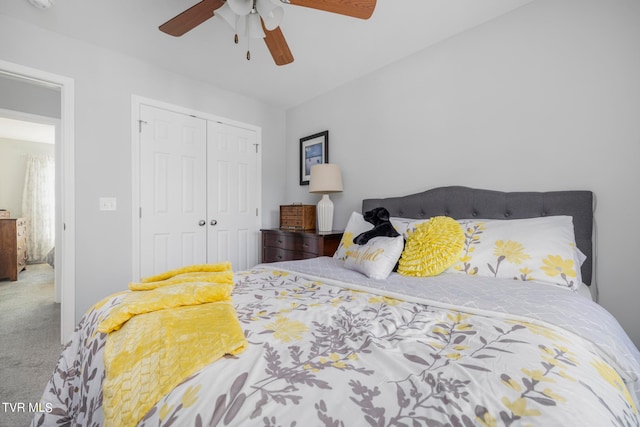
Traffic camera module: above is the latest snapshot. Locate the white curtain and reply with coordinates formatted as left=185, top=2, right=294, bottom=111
left=22, top=155, right=55, bottom=263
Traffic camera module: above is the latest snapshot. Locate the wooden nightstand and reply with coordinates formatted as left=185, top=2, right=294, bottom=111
left=261, top=229, right=343, bottom=263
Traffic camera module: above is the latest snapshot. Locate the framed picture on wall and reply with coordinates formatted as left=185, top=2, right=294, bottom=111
left=299, top=130, right=329, bottom=185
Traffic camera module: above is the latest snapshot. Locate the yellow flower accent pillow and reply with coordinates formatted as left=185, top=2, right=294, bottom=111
left=397, top=216, right=465, bottom=277
left=446, top=216, right=583, bottom=289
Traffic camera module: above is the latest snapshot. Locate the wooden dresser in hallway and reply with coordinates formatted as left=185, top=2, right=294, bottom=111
left=0, top=218, right=28, bottom=281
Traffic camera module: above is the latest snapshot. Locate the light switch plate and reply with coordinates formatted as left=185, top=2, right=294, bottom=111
left=99, top=197, right=117, bottom=211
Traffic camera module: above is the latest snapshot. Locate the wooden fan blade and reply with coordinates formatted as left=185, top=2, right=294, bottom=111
left=159, top=0, right=225, bottom=36
left=262, top=20, right=294, bottom=66
left=287, top=0, right=376, bottom=19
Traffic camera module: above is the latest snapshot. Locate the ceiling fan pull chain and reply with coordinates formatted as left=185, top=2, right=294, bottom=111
left=246, top=37, right=251, bottom=60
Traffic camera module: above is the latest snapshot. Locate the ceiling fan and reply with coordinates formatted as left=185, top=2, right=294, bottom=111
left=159, top=0, right=377, bottom=66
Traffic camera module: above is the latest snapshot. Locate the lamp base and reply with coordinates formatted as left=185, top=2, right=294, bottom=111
left=316, top=194, right=334, bottom=233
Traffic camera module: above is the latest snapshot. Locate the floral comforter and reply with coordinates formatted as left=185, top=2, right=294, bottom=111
left=34, top=258, right=640, bottom=426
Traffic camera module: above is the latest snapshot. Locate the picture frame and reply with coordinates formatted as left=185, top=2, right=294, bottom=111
left=299, top=130, right=329, bottom=185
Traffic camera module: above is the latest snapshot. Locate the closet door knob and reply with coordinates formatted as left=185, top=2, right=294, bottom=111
left=210, top=219, right=218, bottom=226
left=199, top=220, right=206, bottom=226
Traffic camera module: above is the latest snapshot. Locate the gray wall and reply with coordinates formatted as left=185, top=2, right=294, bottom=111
left=285, top=0, right=640, bottom=347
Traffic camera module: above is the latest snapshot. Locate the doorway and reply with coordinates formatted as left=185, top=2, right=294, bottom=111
left=0, top=111, right=57, bottom=292
left=0, top=60, right=76, bottom=344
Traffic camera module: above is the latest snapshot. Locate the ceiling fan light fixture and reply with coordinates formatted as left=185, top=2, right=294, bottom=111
left=235, top=14, right=247, bottom=36
left=159, top=0, right=378, bottom=66
left=27, top=0, right=54, bottom=9
left=256, top=0, right=283, bottom=30
left=216, top=2, right=239, bottom=29
left=227, top=0, right=253, bottom=16
left=246, top=12, right=266, bottom=38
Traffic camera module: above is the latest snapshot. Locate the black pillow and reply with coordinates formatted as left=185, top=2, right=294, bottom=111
left=353, top=207, right=400, bottom=245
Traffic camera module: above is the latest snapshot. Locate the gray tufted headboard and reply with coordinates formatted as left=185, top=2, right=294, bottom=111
left=362, top=186, right=594, bottom=286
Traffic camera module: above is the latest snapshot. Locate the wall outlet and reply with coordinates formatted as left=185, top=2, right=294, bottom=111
left=99, top=197, right=117, bottom=211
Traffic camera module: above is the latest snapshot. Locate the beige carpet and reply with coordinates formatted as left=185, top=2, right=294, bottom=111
left=0, top=263, right=62, bottom=427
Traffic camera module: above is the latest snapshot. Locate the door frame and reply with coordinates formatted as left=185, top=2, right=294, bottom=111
left=131, top=95, right=262, bottom=281
left=0, top=60, right=76, bottom=344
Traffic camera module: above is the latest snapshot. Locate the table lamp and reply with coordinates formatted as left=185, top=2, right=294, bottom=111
left=309, top=164, right=343, bottom=232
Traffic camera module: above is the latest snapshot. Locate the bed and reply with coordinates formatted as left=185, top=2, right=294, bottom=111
left=33, top=186, right=640, bottom=427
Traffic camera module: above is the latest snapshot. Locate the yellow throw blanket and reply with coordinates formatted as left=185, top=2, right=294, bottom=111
left=97, top=263, right=247, bottom=427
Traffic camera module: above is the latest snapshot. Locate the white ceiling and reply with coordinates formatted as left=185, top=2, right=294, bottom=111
left=1, top=0, right=534, bottom=109
left=0, top=117, right=55, bottom=144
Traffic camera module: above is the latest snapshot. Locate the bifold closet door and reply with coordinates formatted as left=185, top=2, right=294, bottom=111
left=207, top=121, right=260, bottom=271
left=139, top=105, right=207, bottom=277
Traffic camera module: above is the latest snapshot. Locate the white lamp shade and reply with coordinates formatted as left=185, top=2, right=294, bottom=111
left=28, top=0, right=54, bottom=9
left=309, top=164, right=343, bottom=194
left=256, top=0, right=284, bottom=30
left=216, top=2, right=238, bottom=29
left=228, top=0, right=253, bottom=16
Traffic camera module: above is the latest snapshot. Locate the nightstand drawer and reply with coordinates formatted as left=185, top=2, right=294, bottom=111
left=261, top=229, right=343, bottom=263
left=264, top=232, right=322, bottom=253
left=263, top=247, right=319, bottom=262
left=298, top=234, right=321, bottom=254
left=264, top=232, right=297, bottom=250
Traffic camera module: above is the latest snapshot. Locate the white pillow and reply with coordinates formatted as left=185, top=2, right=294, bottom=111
left=344, top=235, right=405, bottom=280
left=334, top=212, right=373, bottom=261
left=390, top=217, right=427, bottom=240
left=445, top=216, right=583, bottom=289
left=334, top=212, right=404, bottom=280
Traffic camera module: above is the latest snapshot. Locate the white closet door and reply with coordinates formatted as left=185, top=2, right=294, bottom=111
left=139, top=105, right=207, bottom=277
left=207, top=121, right=260, bottom=271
